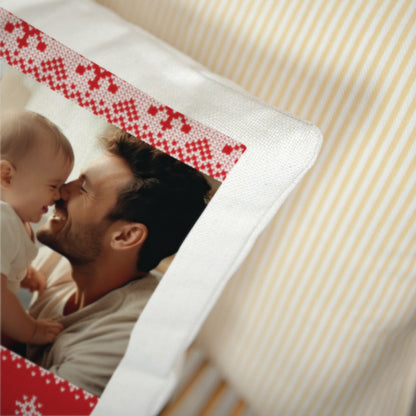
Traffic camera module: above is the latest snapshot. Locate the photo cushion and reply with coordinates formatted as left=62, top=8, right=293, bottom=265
left=0, top=1, right=322, bottom=415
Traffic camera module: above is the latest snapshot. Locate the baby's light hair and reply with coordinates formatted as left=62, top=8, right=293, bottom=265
left=0, top=110, right=74, bottom=167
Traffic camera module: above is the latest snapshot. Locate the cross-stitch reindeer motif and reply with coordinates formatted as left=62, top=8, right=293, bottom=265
left=147, top=105, right=192, bottom=133
left=76, top=62, right=119, bottom=94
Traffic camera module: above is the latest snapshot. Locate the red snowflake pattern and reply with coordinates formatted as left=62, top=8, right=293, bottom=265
left=1, top=347, right=98, bottom=415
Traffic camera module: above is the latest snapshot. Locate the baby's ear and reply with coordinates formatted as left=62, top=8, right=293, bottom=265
left=0, top=160, right=15, bottom=188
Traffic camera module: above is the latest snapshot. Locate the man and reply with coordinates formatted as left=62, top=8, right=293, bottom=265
left=26, top=129, right=211, bottom=397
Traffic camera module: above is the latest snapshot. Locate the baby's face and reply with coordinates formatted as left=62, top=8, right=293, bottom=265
left=7, top=141, right=73, bottom=223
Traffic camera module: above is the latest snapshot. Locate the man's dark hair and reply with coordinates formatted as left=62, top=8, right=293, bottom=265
left=101, top=129, right=211, bottom=272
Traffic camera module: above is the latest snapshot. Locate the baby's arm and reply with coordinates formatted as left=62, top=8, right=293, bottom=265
left=21, top=267, right=46, bottom=294
left=1, top=274, right=63, bottom=345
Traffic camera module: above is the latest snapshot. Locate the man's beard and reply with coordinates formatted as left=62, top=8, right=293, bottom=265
left=37, top=220, right=109, bottom=266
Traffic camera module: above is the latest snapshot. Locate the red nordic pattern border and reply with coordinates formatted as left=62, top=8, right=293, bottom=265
left=0, top=8, right=246, bottom=181
left=1, top=346, right=98, bottom=415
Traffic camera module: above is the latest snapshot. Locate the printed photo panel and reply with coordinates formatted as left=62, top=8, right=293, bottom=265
left=0, top=10, right=242, bottom=415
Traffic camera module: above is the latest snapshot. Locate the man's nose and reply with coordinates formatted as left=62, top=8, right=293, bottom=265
left=59, top=180, right=77, bottom=201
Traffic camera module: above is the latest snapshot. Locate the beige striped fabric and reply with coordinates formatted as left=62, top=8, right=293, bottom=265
left=159, top=347, right=253, bottom=416
left=95, top=1, right=416, bottom=415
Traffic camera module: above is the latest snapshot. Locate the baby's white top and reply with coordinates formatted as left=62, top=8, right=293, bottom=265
left=0, top=200, right=38, bottom=293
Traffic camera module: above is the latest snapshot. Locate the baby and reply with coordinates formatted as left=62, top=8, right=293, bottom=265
left=1, top=110, right=74, bottom=346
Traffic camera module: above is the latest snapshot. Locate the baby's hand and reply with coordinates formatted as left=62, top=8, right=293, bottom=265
left=21, top=267, right=46, bottom=294
left=28, top=319, right=63, bottom=345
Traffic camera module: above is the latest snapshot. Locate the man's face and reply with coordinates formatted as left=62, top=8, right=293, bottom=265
left=37, top=153, right=134, bottom=265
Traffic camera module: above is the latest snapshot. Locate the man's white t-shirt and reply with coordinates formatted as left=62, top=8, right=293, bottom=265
left=0, top=201, right=38, bottom=293
left=27, top=247, right=158, bottom=396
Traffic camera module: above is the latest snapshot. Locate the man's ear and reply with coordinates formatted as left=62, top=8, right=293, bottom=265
left=0, top=160, right=15, bottom=189
left=110, top=223, right=148, bottom=250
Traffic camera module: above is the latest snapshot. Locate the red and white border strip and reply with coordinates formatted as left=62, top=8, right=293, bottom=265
left=1, top=346, right=98, bottom=415
left=0, top=8, right=246, bottom=181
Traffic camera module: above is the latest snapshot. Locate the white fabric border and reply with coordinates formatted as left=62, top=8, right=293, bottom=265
left=1, top=1, right=322, bottom=414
